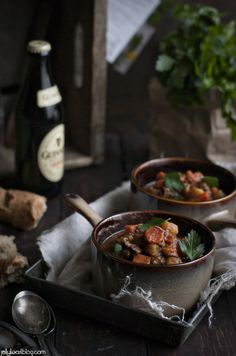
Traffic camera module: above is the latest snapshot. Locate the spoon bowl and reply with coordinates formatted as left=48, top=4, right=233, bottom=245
left=12, top=291, right=51, bottom=335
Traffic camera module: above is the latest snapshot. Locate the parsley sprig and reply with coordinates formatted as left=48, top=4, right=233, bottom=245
left=178, top=230, right=205, bottom=261
left=138, top=217, right=166, bottom=232
left=156, top=4, right=236, bottom=139
left=201, top=175, right=219, bottom=188
left=164, top=172, right=184, bottom=192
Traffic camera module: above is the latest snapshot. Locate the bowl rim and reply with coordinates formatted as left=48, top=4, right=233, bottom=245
left=92, top=210, right=216, bottom=269
left=131, top=157, right=236, bottom=206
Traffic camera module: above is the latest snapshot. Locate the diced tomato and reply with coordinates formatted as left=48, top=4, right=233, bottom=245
left=144, top=226, right=164, bottom=245
left=162, top=247, right=178, bottom=257
left=155, top=171, right=165, bottom=180
left=125, top=224, right=139, bottom=234
left=133, top=254, right=151, bottom=264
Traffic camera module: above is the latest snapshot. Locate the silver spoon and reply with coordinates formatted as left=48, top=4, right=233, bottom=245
left=12, top=291, right=51, bottom=355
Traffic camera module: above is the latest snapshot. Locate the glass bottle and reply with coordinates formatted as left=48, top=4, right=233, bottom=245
left=15, top=40, right=65, bottom=197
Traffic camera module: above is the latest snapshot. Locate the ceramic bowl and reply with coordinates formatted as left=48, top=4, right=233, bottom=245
left=91, top=210, right=215, bottom=315
left=131, top=157, right=236, bottom=221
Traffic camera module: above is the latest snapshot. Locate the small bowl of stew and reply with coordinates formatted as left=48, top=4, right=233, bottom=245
left=64, top=195, right=215, bottom=316
left=92, top=210, right=215, bottom=316
left=131, top=157, right=236, bottom=221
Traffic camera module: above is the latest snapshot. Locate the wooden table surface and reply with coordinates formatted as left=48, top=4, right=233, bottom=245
left=0, top=134, right=236, bottom=356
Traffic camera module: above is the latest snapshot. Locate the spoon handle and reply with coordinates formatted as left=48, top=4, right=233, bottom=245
left=0, top=321, right=38, bottom=348
left=46, top=339, right=63, bottom=356
left=38, top=335, right=52, bottom=356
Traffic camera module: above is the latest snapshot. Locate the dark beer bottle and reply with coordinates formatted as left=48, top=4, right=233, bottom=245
left=15, top=40, right=65, bottom=197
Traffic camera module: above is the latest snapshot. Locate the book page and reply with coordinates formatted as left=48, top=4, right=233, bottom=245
left=106, top=0, right=161, bottom=64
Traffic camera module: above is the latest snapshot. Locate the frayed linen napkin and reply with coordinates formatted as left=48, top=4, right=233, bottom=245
left=38, top=181, right=236, bottom=324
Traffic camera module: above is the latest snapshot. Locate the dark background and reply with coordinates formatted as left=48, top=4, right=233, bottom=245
left=0, top=0, right=236, bottom=159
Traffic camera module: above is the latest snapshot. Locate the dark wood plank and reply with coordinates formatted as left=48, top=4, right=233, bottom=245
left=55, top=309, right=148, bottom=356
left=147, top=291, right=236, bottom=355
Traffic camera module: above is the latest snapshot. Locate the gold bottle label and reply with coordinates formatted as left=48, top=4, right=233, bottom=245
left=38, top=124, right=65, bottom=182
left=37, top=85, right=62, bottom=107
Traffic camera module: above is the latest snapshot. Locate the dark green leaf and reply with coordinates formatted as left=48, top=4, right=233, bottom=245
left=138, top=218, right=166, bottom=232
left=156, top=54, right=175, bottom=72
left=178, top=230, right=205, bottom=261
left=164, top=172, right=184, bottom=192
left=201, top=176, right=219, bottom=187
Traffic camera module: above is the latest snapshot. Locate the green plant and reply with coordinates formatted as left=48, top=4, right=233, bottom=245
left=156, top=4, right=236, bottom=139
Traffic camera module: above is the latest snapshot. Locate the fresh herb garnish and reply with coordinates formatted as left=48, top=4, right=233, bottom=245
left=138, top=217, right=166, bottom=232
left=114, top=243, right=123, bottom=256
left=201, top=176, right=219, bottom=188
left=155, top=3, right=236, bottom=139
left=178, top=230, right=205, bottom=261
left=164, top=172, right=184, bottom=192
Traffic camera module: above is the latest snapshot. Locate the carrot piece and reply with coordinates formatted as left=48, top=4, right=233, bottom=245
left=133, top=254, right=151, bottom=264
left=199, top=191, right=210, bottom=201
left=144, top=226, right=164, bottom=245
left=156, top=171, right=165, bottom=180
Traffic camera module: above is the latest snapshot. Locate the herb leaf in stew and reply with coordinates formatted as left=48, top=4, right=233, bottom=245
left=138, top=217, right=166, bottom=232
left=201, top=176, right=219, bottom=188
left=178, top=229, right=205, bottom=261
left=164, top=172, right=184, bottom=192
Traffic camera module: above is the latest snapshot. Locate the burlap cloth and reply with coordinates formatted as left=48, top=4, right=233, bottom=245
left=38, top=182, right=236, bottom=324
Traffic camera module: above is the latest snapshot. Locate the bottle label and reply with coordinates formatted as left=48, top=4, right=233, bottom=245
left=37, top=85, right=62, bottom=108
left=38, top=124, right=65, bottom=182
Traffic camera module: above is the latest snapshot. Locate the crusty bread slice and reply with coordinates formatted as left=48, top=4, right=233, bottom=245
left=0, top=187, right=47, bottom=230
left=0, top=234, right=28, bottom=288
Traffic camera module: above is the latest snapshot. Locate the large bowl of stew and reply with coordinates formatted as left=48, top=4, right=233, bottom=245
left=91, top=210, right=215, bottom=315
left=131, top=157, right=236, bottom=221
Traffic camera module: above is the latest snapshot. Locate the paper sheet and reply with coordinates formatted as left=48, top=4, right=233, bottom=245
left=106, top=0, right=161, bottom=63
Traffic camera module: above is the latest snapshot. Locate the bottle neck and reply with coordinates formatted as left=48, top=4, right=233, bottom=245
left=27, top=53, right=54, bottom=89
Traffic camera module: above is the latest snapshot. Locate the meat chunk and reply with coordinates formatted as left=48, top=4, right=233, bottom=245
left=133, top=254, right=151, bottom=264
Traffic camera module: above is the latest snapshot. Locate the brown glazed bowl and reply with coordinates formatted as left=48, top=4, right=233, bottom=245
left=131, top=157, right=236, bottom=221
left=91, top=210, right=215, bottom=315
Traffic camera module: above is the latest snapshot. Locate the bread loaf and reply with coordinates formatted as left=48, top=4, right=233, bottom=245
left=0, top=187, right=47, bottom=230
left=0, top=234, right=28, bottom=288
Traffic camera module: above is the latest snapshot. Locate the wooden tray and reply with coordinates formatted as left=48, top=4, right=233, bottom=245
left=25, top=259, right=220, bottom=347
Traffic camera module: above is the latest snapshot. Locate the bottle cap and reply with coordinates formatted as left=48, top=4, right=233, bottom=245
left=27, top=40, right=51, bottom=55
